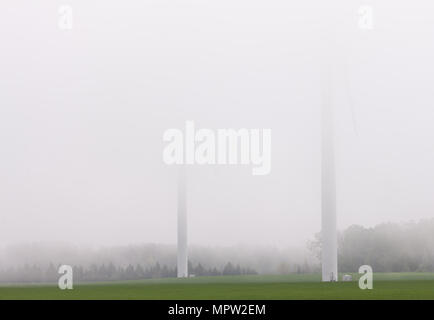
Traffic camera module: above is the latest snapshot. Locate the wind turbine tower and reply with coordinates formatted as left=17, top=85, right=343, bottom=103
left=320, top=2, right=340, bottom=282
left=177, top=167, right=188, bottom=278
left=320, top=0, right=362, bottom=281
left=321, top=67, right=338, bottom=282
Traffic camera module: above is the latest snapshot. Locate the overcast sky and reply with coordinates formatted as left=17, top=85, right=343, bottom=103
left=1, top=0, right=434, bottom=248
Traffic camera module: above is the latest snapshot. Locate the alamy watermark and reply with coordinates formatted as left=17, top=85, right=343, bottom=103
left=358, top=265, right=373, bottom=289
left=358, top=5, right=374, bottom=30
left=58, top=5, right=73, bottom=30
left=58, top=265, right=73, bottom=290
left=163, top=121, right=271, bottom=175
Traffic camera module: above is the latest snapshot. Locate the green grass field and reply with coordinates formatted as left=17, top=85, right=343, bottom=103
left=1, top=273, right=433, bottom=300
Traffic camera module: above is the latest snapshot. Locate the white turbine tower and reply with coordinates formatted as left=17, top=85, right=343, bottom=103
left=321, top=65, right=338, bottom=282
left=177, top=167, right=188, bottom=278
left=320, top=1, right=341, bottom=282
left=321, top=0, right=364, bottom=281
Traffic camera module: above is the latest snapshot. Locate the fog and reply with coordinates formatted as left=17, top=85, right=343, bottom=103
left=1, top=0, right=434, bottom=254
left=1, top=219, right=434, bottom=281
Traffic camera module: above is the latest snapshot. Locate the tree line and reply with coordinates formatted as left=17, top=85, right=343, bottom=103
left=0, top=261, right=257, bottom=283
left=308, top=219, right=434, bottom=272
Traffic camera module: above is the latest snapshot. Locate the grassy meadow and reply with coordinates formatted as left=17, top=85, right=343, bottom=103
left=0, top=273, right=433, bottom=299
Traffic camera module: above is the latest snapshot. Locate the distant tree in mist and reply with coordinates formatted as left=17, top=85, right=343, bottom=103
left=308, top=219, right=434, bottom=272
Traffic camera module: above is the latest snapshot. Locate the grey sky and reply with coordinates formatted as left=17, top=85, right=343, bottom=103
left=1, top=0, right=434, bottom=248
